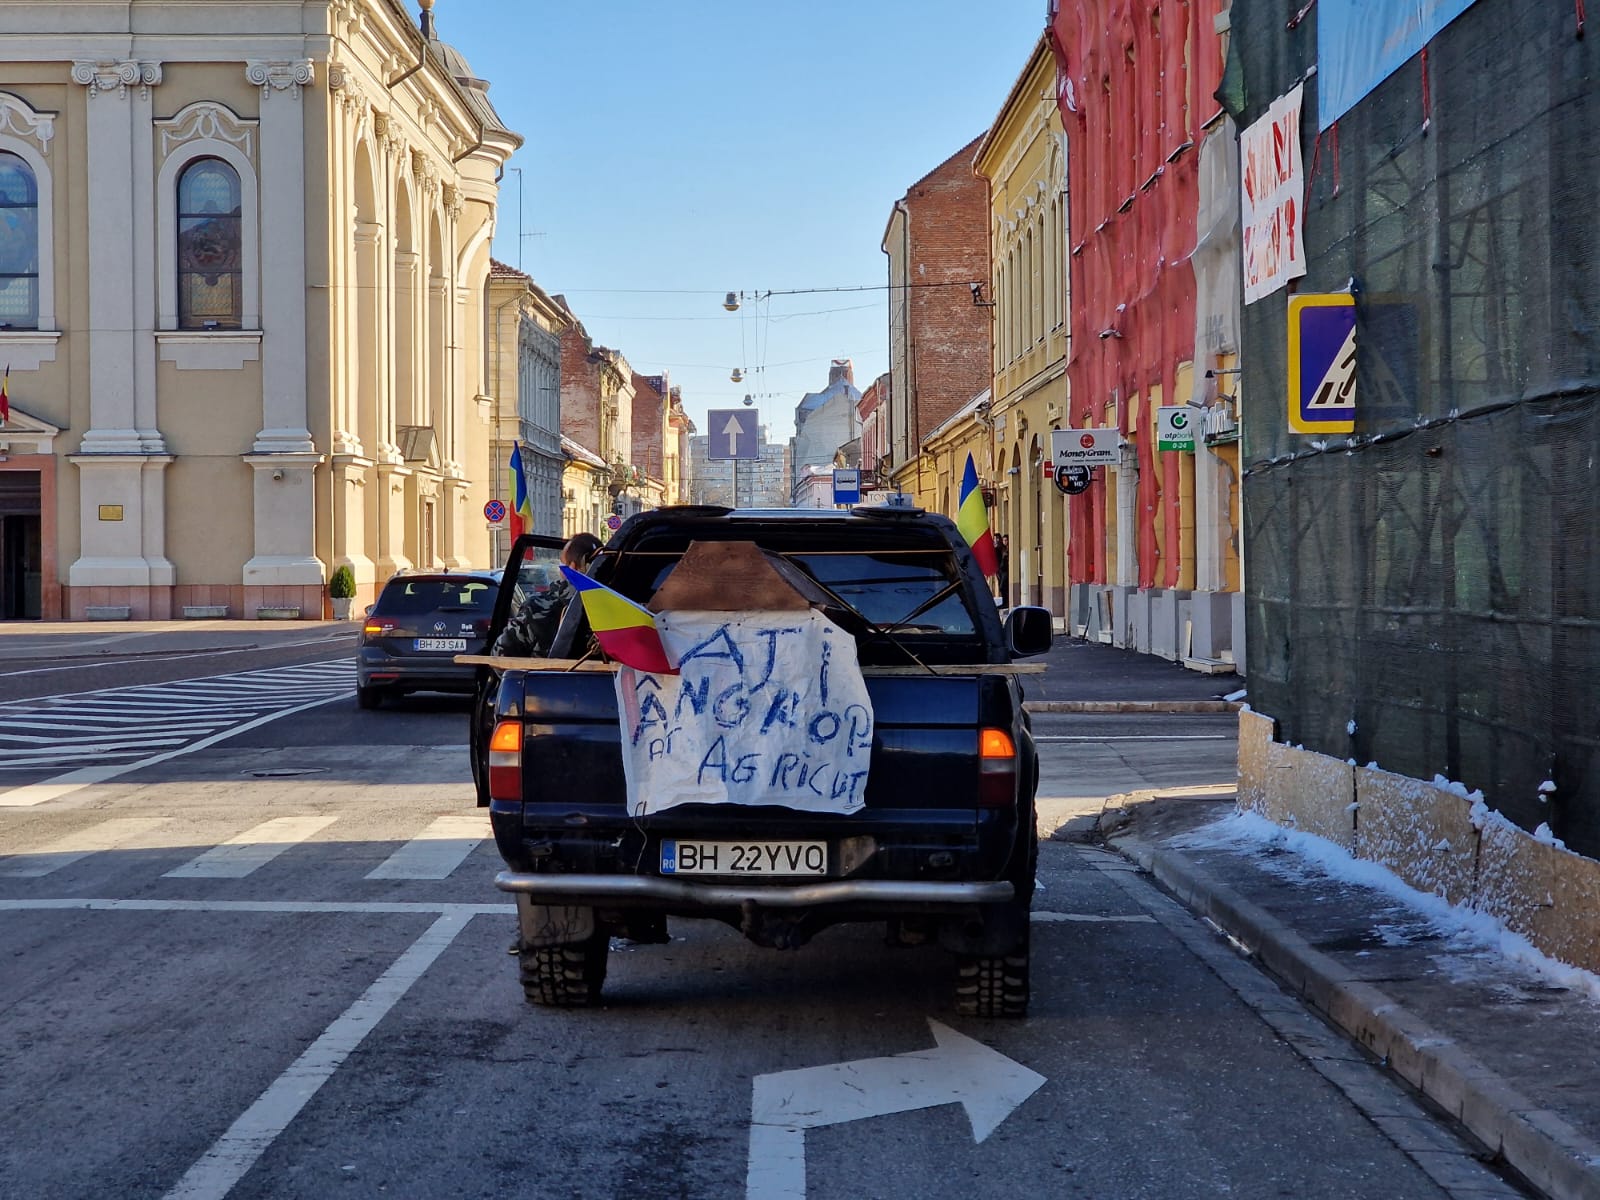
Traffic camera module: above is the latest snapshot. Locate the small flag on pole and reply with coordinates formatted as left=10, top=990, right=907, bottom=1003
left=0, top=365, right=9, bottom=427
left=559, top=565, right=676, bottom=674
left=956, top=452, right=998, bottom=577
left=509, top=443, right=532, bottom=540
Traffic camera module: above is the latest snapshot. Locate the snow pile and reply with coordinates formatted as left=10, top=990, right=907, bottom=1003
left=1174, top=811, right=1600, bottom=1003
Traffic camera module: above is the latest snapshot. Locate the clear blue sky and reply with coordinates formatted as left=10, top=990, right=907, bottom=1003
left=449, top=0, right=1046, bottom=445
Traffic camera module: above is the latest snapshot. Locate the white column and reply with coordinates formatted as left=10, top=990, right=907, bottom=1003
left=241, top=60, right=324, bottom=589
left=68, top=60, right=174, bottom=602
left=245, top=59, right=316, bottom=455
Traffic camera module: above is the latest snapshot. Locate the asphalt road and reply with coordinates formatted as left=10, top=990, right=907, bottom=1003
left=0, top=657, right=1524, bottom=1200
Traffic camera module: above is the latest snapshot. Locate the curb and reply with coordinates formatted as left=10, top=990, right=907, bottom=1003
left=5, top=644, right=261, bottom=663
left=1111, top=831, right=1600, bottom=1200
left=1023, top=699, right=1240, bottom=714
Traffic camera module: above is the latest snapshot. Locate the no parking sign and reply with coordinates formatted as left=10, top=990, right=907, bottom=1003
left=484, top=499, right=507, bottom=528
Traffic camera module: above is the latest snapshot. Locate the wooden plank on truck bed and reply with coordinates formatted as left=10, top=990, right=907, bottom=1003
left=455, top=654, right=1045, bottom=675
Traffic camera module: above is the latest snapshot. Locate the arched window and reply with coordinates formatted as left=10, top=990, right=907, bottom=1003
left=0, top=151, right=39, bottom=329
left=176, top=157, right=242, bottom=329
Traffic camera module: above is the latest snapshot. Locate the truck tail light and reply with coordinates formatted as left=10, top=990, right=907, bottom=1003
left=488, top=720, right=522, bottom=800
left=978, top=727, right=1017, bottom=808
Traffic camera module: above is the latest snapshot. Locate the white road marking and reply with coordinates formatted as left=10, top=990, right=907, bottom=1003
left=0, top=690, right=351, bottom=808
left=163, top=816, right=340, bottom=879
left=746, top=1018, right=1045, bottom=1200
left=1029, top=910, right=1156, bottom=923
left=365, top=815, right=488, bottom=880
left=0, top=817, right=171, bottom=878
left=160, top=909, right=472, bottom=1200
left=0, top=898, right=512, bottom=915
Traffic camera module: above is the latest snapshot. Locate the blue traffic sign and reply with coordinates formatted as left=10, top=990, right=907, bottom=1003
left=832, top=468, right=861, bottom=505
left=706, top=408, right=760, bottom=460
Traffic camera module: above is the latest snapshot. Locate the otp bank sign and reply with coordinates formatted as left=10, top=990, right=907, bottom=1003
left=1051, top=427, right=1121, bottom=467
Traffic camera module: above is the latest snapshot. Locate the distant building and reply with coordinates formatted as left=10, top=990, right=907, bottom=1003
left=789, top=360, right=861, bottom=504
left=880, top=136, right=992, bottom=508
left=691, top=424, right=790, bottom=507
left=858, top=372, right=890, bottom=488
left=486, top=260, right=568, bottom=560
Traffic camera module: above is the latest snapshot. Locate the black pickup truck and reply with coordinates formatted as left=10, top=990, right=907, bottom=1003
left=470, top=504, right=1052, bottom=1016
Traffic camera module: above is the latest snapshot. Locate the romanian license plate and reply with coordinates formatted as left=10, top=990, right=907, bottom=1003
left=413, top=638, right=467, bottom=652
left=660, top=840, right=827, bottom=876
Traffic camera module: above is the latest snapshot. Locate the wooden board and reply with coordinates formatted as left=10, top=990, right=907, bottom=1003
left=456, top=654, right=1046, bottom=676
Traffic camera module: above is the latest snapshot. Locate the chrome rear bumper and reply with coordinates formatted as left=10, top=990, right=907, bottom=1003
left=494, top=871, right=1013, bottom=908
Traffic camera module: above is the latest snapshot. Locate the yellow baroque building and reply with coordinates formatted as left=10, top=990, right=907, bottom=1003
left=973, top=36, right=1070, bottom=616
left=0, top=0, right=516, bottom=620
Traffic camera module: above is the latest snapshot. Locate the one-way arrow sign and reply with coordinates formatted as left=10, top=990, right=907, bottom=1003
left=707, top=408, right=760, bottom=461
left=745, top=1018, right=1046, bottom=1199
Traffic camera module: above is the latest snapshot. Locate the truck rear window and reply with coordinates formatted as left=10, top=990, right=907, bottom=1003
left=786, top=552, right=976, bottom=636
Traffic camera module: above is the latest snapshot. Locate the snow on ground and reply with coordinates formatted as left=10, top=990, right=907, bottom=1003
left=1172, top=810, right=1600, bottom=1004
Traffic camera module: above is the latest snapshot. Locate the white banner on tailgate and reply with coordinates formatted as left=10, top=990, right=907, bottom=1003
left=615, top=609, right=874, bottom=816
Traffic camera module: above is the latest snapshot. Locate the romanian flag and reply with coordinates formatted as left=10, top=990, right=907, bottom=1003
left=956, top=452, right=998, bottom=577
left=0, top=365, right=9, bottom=426
left=509, top=443, right=532, bottom=540
left=559, top=564, right=676, bottom=674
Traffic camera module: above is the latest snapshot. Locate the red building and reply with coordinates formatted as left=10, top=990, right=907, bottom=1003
left=1048, top=2, right=1227, bottom=625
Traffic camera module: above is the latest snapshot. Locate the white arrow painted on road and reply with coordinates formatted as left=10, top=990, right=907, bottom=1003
left=745, top=1018, right=1045, bottom=1199
left=723, top=412, right=746, bottom=456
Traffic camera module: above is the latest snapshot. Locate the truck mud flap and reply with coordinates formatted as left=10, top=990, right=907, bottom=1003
left=516, top=897, right=595, bottom=949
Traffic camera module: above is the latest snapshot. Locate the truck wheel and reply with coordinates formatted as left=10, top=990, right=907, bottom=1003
left=955, top=924, right=1030, bottom=1018
left=519, top=928, right=609, bottom=1007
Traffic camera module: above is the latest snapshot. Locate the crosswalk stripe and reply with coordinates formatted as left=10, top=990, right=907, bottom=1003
left=0, top=817, right=171, bottom=878
left=0, top=660, right=356, bottom=789
left=163, top=816, right=340, bottom=879
left=365, top=815, right=489, bottom=880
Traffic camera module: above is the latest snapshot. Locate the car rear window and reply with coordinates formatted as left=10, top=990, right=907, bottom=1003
left=376, top=578, right=497, bottom=616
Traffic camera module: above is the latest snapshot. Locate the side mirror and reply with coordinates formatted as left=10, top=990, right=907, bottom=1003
left=1004, top=605, right=1053, bottom=658
left=364, top=604, right=375, bottom=617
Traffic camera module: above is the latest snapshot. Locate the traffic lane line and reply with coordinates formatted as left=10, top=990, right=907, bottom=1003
left=160, top=909, right=473, bottom=1200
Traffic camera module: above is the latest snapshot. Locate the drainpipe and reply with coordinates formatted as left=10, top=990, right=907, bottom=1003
left=387, top=0, right=433, bottom=89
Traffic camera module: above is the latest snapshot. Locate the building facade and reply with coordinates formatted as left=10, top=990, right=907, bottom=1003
left=975, top=37, right=1070, bottom=614
left=486, top=260, right=567, bottom=562
left=880, top=136, right=993, bottom=508
left=0, top=0, right=517, bottom=619
left=789, top=360, right=861, bottom=504
left=690, top=426, right=789, bottom=508
left=1048, top=0, right=1233, bottom=660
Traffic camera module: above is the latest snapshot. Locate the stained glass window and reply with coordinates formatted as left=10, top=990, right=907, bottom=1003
left=176, top=157, right=242, bottom=329
left=0, top=151, right=39, bottom=329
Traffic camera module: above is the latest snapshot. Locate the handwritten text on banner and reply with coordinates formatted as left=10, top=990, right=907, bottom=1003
left=616, top=610, right=874, bottom=816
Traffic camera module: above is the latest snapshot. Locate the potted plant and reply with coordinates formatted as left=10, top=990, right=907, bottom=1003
left=328, top=564, right=357, bottom=621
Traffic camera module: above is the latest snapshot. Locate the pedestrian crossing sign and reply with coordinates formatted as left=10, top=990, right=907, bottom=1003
left=1287, top=292, right=1357, bottom=434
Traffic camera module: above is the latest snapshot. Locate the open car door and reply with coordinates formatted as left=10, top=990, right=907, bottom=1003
left=470, top=533, right=568, bottom=806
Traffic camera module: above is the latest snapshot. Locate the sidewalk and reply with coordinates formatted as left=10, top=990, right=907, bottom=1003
left=1021, top=632, right=1243, bottom=711
left=1034, top=637, right=1599, bottom=1200
left=0, top=618, right=356, bottom=662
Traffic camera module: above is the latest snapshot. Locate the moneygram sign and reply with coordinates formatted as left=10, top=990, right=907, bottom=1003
left=1051, top=427, right=1121, bottom=468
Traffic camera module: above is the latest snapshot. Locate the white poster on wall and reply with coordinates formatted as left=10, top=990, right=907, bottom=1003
left=1240, top=83, right=1306, bottom=305
left=615, top=609, right=874, bottom=816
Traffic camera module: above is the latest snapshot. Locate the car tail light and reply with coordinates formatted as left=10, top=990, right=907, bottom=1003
left=488, top=720, right=522, bottom=801
left=362, top=618, right=398, bottom=642
left=978, top=727, right=1017, bottom=808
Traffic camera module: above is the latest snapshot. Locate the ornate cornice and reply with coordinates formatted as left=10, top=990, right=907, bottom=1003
left=244, top=59, right=315, bottom=101
left=0, top=92, right=55, bottom=155
left=157, top=101, right=254, bottom=161
left=71, top=60, right=162, bottom=100
left=442, top=183, right=462, bottom=219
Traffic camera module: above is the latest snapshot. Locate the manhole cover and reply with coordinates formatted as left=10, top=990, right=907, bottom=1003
left=244, top=767, right=329, bottom=778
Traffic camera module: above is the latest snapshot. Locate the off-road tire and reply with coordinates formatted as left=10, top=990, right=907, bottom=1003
left=356, top=685, right=385, bottom=710
left=519, top=929, right=609, bottom=1007
left=955, top=925, right=1030, bottom=1018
